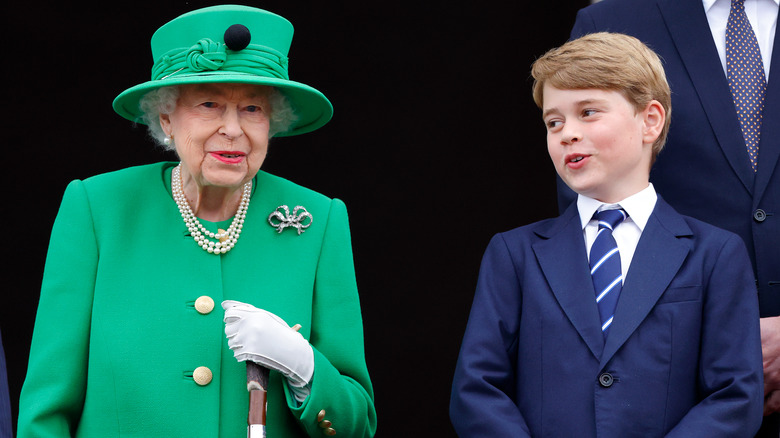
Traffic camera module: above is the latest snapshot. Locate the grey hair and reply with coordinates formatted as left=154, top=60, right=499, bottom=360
left=138, top=85, right=299, bottom=150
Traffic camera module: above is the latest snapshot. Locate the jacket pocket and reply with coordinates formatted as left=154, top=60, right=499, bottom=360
left=656, top=285, right=701, bottom=304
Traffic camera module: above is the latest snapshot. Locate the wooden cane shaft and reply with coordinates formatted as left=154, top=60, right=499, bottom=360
left=248, top=388, right=267, bottom=425
left=247, top=362, right=270, bottom=426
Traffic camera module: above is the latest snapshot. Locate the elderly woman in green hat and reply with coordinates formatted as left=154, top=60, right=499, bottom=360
left=18, top=5, right=376, bottom=438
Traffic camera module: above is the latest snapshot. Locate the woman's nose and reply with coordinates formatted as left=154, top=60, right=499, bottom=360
left=218, top=107, right=243, bottom=139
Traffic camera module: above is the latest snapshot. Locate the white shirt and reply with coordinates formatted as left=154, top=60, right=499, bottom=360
left=703, top=0, right=779, bottom=79
left=578, top=184, right=658, bottom=281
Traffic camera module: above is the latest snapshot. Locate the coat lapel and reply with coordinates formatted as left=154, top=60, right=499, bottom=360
left=658, top=0, right=756, bottom=193
left=533, top=204, right=605, bottom=360
left=753, top=5, right=780, bottom=204
left=599, top=198, right=692, bottom=368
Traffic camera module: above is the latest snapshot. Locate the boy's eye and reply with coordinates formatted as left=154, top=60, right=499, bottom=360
left=582, top=109, right=598, bottom=117
left=546, top=119, right=562, bottom=129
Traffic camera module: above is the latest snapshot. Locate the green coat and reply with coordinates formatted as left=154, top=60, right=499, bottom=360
left=19, top=162, right=376, bottom=437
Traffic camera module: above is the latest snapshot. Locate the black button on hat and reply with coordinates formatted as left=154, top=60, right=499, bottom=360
left=224, top=24, right=251, bottom=51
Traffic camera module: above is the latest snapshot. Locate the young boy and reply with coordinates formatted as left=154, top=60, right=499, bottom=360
left=449, top=33, right=764, bottom=437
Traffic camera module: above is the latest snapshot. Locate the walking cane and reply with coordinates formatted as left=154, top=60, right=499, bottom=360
left=247, top=361, right=269, bottom=438
left=246, top=323, right=302, bottom=438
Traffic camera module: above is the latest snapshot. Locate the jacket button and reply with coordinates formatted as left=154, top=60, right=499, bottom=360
left=323, top=427, right=337, bottom=436
left=194, top=296, right=215, bottom=314
left=753, top=209, right=767, bottom=222
left=193, top=366, right=213, bottom=386
left=598, top=372, right=614, bottom=388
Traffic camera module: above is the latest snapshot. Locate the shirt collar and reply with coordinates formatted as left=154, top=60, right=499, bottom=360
left=703, top=0, right=780, bottom=12
left=577, top=184, right=658, bottom=231
left=702, top=0, right=718, bottom=12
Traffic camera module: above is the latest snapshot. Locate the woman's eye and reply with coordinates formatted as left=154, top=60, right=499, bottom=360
left=246, top=105, right=261, bottom=113
left=201, top=101, right=217, bottom=109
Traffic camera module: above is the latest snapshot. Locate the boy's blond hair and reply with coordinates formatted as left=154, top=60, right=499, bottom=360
left=531, top=32, right=672, bottom=159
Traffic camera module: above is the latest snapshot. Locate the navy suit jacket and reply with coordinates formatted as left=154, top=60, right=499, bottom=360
left=0, top=329, right=11, bottom=438
left=560, top=0, right=780, bottom=320
left=450, top=198, right=763, bottom=437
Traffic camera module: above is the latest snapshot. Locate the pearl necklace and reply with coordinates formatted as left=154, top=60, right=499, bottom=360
left=172, top=163, right=251, bottom=254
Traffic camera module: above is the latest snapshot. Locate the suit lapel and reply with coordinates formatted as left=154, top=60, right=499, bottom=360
left=533, top=205, right=605, bottom=360
left=599, top=198, right=692, bottom=368
left=658, top=0, right=755, bottom=193
left=753, top=5, right=780, bottom=203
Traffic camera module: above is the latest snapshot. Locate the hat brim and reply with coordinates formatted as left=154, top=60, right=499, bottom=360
left=112, top=72, right=333, bottom=137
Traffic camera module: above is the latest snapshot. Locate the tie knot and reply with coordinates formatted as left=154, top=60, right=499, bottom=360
left=731, top=0, right=745, bottom=9
left=595, top=209, right=627, bottom=231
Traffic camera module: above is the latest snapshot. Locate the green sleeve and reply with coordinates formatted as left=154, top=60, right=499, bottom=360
left=18, top=180, right=97, bottom=437
left=285, top=198, right=377, bottom=437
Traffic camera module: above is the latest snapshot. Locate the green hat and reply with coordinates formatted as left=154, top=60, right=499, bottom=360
left=113, top=5, right=332, bottom=137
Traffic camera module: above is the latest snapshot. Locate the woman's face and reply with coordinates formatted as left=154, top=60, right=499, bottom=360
left=160, top=83, right=272, bottom=191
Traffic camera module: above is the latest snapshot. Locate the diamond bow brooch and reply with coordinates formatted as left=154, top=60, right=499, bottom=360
left=268, top=205, right=313, bottom=235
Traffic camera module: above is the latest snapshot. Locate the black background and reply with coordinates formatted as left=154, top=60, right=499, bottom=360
left=3, top=1, right=589, bottom=435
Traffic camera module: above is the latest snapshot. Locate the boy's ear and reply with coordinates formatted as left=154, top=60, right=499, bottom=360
left=641, top=100, right=665, bottom=145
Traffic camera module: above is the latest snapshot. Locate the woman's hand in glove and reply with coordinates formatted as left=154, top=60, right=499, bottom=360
left=222, top=300, right=314, bottom=387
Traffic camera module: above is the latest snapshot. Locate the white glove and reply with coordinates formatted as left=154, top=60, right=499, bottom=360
left=222, top=300, right=314, bottom=388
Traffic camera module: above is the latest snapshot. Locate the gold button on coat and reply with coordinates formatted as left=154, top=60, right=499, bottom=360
left=194, top=296, right=215, bottom=314
left=193, top=366, right=213, bottom=386
left=324, top=427, right=336, bottom=436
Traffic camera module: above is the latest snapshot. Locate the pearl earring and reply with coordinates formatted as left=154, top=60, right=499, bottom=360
left=163, top=136, right=172, bottom=146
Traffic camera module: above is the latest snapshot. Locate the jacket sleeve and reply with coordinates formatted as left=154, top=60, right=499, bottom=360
left=665, top=233, right=764, bottom=437
left=0, top=329, right=12, bottom=438
left=17, top=180, right=97, bottom=437
left=570, top=6, right=597, bottom=39
left=450, top=234, right=532, bottom=437
left=284, top=198, right=377, bottom=437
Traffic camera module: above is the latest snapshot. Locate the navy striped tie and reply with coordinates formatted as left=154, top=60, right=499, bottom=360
left=590, top=209, right=627, bottom=337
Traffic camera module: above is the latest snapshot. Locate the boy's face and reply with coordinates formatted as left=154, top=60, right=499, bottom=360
left=542, top=85, right=658, bottom=204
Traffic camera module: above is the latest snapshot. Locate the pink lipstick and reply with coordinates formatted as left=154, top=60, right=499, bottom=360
left=210, top=151, right=246, bottom=164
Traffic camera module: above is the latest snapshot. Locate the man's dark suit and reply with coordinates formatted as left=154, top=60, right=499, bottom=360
left=450, top=198, right=763, bottom=437
left=563, top=0, right=779, bottom=316
left=562, top=3, right=779, bottom=432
